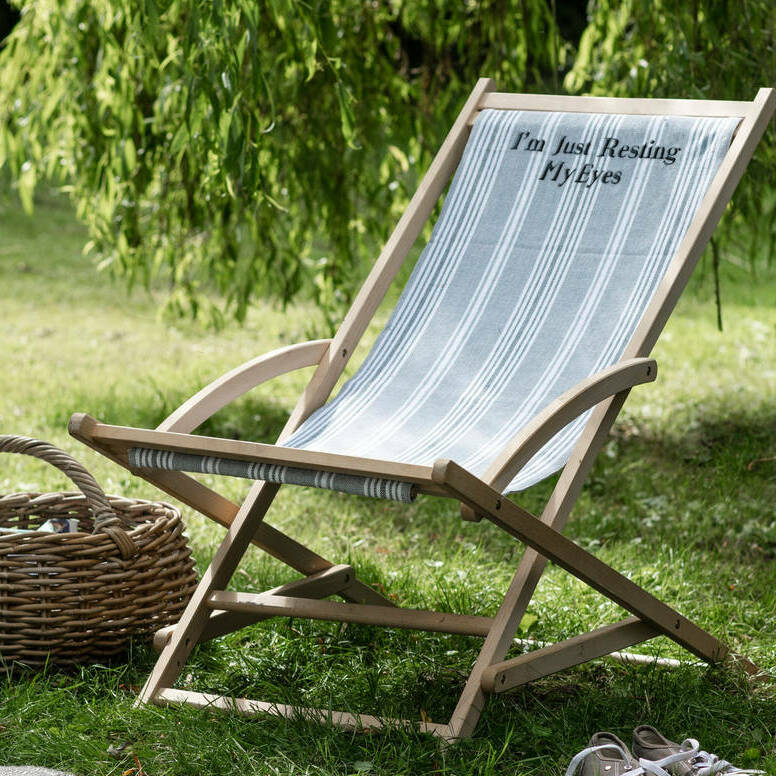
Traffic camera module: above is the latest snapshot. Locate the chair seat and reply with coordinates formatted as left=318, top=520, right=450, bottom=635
left=283, top=108, right=737, bottom=492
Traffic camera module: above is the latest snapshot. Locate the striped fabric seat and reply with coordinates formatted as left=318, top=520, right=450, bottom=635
left=281, top=109, right=738, bottom=494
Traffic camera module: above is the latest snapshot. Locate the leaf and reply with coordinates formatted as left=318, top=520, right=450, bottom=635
left=124, top=137, right=137, bottom=172
left=387, top=144, right=409, bottom=172
left=336, top=81, right=359, bottom=149
left=304, top=38, right=318, bottom=81
left=2, top=0, right=770, bottom=330
left=17, top=161, right=36, bottom=215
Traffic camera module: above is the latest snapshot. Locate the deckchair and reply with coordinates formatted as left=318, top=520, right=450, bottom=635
left=69, top=79, right=775, bottom=742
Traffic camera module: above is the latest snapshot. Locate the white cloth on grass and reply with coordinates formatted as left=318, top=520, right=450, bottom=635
left=0, top=768, right=76, bottom=776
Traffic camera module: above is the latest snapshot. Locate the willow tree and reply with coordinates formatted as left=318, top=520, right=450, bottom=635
left=0, top=0, right=568, bottom=325
left=2, top=1, right=773, bottom=328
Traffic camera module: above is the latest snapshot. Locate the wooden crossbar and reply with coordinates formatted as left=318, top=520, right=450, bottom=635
left=482, top=617, right=660, bottom=693
left=478, top=92, right=753, bottom=117
left=70, top=414, right=397, bottom=611
left=208, top=591, right=494, bottom=637
left=154, top=687, right=454, bottom=738
left=74, top=415, right=441, bottom=492
left=153, top=564, right=357, bottom=651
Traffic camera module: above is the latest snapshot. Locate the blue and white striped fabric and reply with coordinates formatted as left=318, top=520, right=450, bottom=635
left=283, top=109, right=739, bottom=494
left=128, top=447, right=416, bottom=502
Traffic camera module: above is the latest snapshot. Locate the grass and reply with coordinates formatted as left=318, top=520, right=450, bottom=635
left=0, top=190, right=775, bottom=775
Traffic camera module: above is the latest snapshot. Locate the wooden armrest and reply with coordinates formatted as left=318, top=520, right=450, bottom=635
left=158, top=339, right=332, bottom=434
left=461, top=357, right=656, bottom=521
left=67, top=415, right=446, bottom=496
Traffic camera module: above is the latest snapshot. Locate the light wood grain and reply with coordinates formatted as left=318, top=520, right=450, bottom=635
left=623, top=88, right=776, bottom=362
left=461, top=357, right=656, bottom=522
left=134, top=479, right=283, bottom=705
left=79, top=416, right=437, bottom=488
left=122, top=79, right=497, bottom=715
left=446, top=86, right=776, bottom=741
left=208, top=591, right=494, bottom=637
left=153, top=565, right=355, bottom=651
left=434, top=459, right=727, bottom=663
left=71, top=82, right=775, bottom=741
left=478, top=92, right=752, bottom=116
left=158, top=340, right=331, bottom=433
left=482, top=617, right=659, bottom=693
left=283, top=78, right=496, bottom=433
left=154, top=687, right=455, bottom=739
left=70, top=413, right=392, bottom=607
left=486, top=358, right=656, bottom=493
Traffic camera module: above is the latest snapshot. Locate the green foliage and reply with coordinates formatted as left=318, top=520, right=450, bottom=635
left=2, top=1, right=774, bottom=327
left=1, top=196, right=776, bottom=775
left=0, top=0, right=565, bottom=327
left=565, top=0, right=776, bottom=276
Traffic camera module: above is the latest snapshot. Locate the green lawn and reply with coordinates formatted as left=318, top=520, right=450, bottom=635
left=1, top=192, right=775, bottom=775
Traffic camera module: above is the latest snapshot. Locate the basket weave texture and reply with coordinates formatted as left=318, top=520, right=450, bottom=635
left=0, top=436, right=198, bottom=666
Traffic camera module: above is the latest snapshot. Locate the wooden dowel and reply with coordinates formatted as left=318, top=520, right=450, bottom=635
left=153, top=565, right=356, bottom=651
left=154, top=687, right=455, bottom=738
left=482, top=617, right=659, bottom=693
left=208, top=591, right=494, bottom=637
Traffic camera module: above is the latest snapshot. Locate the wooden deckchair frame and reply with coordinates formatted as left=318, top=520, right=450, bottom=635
left=69, top=79, right=775, bottom=742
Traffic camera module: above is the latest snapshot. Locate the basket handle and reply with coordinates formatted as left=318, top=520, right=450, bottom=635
left=0, top=435, right=137, bottom=558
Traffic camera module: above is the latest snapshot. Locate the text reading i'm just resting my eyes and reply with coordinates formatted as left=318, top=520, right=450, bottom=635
left=511, top=130, right=683, bottom=188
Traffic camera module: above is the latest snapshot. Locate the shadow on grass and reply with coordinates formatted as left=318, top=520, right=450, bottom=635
left=155, top=636, right=776, bottom=773
left=49, top=385, right=291, bottom=443
left=0, top=655, right=776, bottom=776
left=563, top=407, right=776, bottom=559
left=474, top=661, right=776, bottom=770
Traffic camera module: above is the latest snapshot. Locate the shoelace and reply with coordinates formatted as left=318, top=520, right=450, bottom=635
left=564, top=743, right=674, bottom=776
left=565, top=739, right=766, bottom=776
left=674, top=738, right=765, bottom=776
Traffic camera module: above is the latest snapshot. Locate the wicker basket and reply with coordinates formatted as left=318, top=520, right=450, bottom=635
left=0, top=435, right=198, bottom=667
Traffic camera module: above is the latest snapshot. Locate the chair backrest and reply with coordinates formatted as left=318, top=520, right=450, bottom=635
left=285, top=89, right=770, bottom=494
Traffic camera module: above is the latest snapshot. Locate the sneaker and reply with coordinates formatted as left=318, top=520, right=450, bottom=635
left=633, top=725, right=765, bottom=775
left=565, top=732, right=644, bottom=776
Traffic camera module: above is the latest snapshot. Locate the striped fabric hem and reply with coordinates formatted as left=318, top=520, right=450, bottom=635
left=128, top=447, right=416, bottom=503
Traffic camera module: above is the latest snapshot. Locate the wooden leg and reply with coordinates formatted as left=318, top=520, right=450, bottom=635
left=446, top=547, right=549, bottom=739
left=445, top=394, right=634, bottom=739
left=137, top=469, right=393, bottom=607
left=136, top=479, right=279, bottom=705
left=75, top=405, right=713, bottom=740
